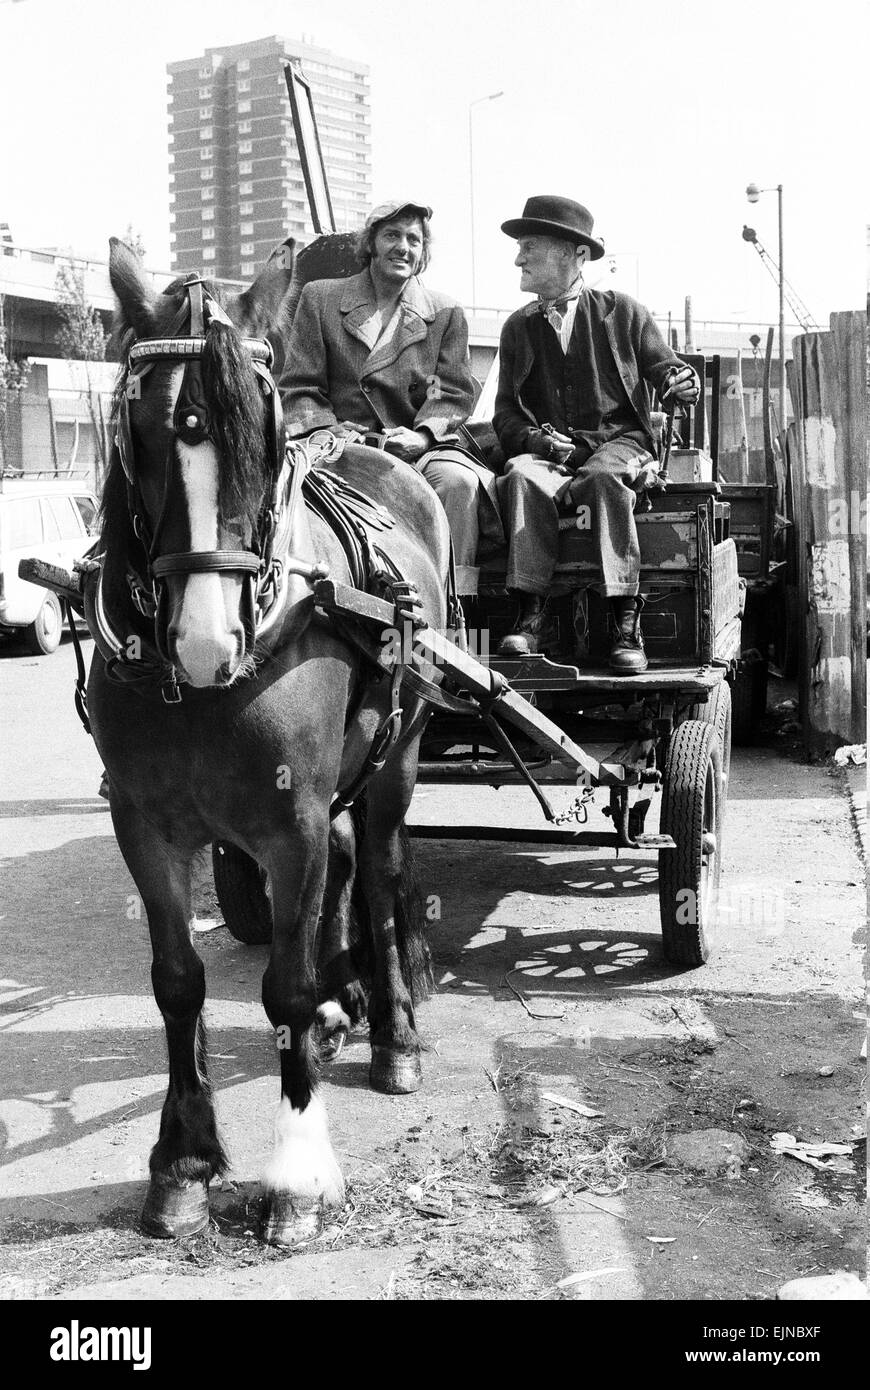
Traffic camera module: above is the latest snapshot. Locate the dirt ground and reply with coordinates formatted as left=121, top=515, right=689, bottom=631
left=0, top=636, right=865, bottom=1301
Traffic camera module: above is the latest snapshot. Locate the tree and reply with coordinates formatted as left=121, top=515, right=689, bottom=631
left=0, top=294, right=31, bottom=476
left=54, top=259, right=110, bottom=484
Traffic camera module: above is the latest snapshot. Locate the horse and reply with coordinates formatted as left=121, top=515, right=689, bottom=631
left=88, top=236, right=451, bottom=1246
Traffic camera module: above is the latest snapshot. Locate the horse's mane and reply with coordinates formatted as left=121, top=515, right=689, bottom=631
left=101, top=276, right=269, bottom=556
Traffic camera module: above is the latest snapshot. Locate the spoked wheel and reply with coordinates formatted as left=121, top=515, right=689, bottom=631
left=658, top=720, right=722, bottom=967
left=212, top=842, right=273, bottom=944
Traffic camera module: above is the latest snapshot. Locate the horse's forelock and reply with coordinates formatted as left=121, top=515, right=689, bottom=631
left=200, top=318, right=269, bottom=530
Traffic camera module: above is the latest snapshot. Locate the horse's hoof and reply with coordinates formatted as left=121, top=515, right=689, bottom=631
left=370, top=1046, right=422, bottom=1094
left=259, top=1191, right=322, bottom=1248
left=141, top=1174, right=209, bottom=1239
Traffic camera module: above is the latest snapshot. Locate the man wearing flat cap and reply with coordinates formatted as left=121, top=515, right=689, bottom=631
left=494, top=194, right=699, bottom=670
left=280, top=199, right=501, bottom=592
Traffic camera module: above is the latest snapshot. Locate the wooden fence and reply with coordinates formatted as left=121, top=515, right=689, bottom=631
left=787, top=310, right=867, bottom=753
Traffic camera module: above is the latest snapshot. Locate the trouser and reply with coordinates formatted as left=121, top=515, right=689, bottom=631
left=417, top=448, right=503, bottom=594
left=496, top=437, right=655, bottom=597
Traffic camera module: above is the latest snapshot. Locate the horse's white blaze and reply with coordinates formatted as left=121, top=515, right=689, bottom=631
left=172, top=438, right=241, bottom=684
left=263, top=1094, right=345, bottom=1204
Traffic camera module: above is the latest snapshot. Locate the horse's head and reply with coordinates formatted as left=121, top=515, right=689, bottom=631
left=107, top=236, right=295, bottom=687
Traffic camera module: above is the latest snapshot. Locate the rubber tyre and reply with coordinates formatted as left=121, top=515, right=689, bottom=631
left=658, top=719, right=722, bottom=967
left=687, top=678, right=732, bottom=796
left=212, top=842, right=273, bottom=945
left=24, top=592, right=63, bottom=655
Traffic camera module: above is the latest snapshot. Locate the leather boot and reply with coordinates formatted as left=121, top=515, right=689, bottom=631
left=609, top=596, right=648, bottom=673
left=498, top=592, right=554, bottom=656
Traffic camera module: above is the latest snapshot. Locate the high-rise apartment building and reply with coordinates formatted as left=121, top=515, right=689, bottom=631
left=167, top=35, right=372, bottom=281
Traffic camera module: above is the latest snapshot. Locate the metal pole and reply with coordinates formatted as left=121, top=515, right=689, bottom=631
left=777, top=183, right=786, bottom=431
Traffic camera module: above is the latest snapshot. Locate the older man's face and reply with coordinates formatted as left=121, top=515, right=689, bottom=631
left=514, top=235, right=582, bottom=298
left=370, top=216, right=425, bottom=285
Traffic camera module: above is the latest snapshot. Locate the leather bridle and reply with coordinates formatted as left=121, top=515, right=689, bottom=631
left=114, top=276, right=291, bottom=659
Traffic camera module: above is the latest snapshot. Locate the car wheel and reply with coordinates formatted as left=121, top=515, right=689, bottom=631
left=24, top=593, right=64, bottom=655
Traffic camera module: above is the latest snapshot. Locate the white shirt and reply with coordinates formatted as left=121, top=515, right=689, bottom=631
left=541, top=278, right=586, bottom=354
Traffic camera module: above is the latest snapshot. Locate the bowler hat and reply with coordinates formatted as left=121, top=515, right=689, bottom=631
left=364, top=199, right=433, bottom=229
left=501, top=195, right=605, bottom=259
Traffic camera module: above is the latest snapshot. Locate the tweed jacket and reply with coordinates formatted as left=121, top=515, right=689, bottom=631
left=493, top=288, right=689, bottom=460
left=279, top=270, right=475, bottom=442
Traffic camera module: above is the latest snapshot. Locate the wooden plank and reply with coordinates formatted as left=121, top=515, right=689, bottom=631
left=312, top=579, right=620, bottom=784
left=790, top=312, right=867, bottom=751
left=717, top=353, right=750, bottom=483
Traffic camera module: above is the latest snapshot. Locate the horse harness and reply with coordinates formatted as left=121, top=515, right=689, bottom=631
left=76, top=275, right=460, bottom=815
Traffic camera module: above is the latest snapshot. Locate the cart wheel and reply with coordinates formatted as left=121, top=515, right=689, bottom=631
left=732, top=603, right=768, bottom=745
left=658, top=720, right=722, bottom=967
left=687, top=679, right=732, bottom=795
left=212, top=842, right=273, bottom=944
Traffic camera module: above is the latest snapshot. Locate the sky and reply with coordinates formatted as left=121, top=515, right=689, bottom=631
left=1, top=0, right=867, bottom=329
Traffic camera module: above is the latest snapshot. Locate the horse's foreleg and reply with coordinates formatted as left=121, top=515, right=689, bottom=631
left=110, top=798, right=226, bottom=1238
left=260, top=817, right=344, bottom=1247
left=316, top=807, right=367, bottom=1060
left=360, top=754, right=429, bottom=1095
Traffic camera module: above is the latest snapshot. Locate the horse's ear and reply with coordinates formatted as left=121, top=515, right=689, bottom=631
left=230, top=238, right=296, bottom=338
left=108, top=237, right=158, bottom=339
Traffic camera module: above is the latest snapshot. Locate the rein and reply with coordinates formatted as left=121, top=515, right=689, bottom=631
left=108, top=276, right=326, bottom=691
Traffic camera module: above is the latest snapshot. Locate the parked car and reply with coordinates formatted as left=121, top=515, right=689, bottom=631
left=0, top=477, right=99, bottom=653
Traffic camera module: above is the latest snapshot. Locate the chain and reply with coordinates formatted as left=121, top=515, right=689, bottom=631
left=553, top=785, right=596, bottom=825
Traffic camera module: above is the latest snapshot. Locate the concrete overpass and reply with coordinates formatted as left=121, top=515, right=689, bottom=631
left=2, top=239, right=796, bottom=375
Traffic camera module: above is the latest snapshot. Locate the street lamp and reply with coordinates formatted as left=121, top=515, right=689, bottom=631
left=468, top=91, right=503, bottom=310
left=746, top=181, right=786, bottom=429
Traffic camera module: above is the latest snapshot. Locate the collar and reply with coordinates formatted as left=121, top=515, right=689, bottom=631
left=538, top=274, right=586, bottom=314
left=339, top=269, right=436, bottom=323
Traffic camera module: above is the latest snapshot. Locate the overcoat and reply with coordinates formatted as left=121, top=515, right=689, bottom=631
left=493, top=288, right=688, bottom=459
left=279, top=269, right=475, bottom=442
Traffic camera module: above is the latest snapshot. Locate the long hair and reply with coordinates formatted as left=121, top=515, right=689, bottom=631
left=354, top=212, right=432, bottom=275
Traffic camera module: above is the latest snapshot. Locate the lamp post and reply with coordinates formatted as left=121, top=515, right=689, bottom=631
left=468, top=91, right=503, bottom=310
left=746, top=181, right=786, bottom=429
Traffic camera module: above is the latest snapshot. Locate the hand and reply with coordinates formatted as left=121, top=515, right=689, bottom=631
left=383, top=427, right=429, bottom=462
left=334, top=420, right=368, bottom=441
left=662, top=366, right=700, bottom=405
left=532, top=428, right=574, bottom=465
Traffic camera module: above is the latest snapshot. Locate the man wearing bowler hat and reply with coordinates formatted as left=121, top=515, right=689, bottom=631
left=494, top=194, right=700, bottom=671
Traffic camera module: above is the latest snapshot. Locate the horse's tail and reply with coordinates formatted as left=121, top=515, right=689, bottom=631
left=349, top=794, right=433, bottom=1004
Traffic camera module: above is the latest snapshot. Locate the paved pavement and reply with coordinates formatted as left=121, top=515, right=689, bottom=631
left=0, top=635, right=865, bottom=1300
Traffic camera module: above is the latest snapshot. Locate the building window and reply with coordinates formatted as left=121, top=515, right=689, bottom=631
left=237, top=78, right=250, bottom=92
left=239, top=140, right=252, bottom=154
left=200, top=106, right=212, bottom=119
left=240, top=221, right=254, bottom=236
left=238, top=99, right=251, bottom=113
left=202, top=227, right=215, bottom=240
left=201, top=187, right=214, bottom=201
left=239, top=160, right=252, bottom=174
left=239, top=119, right=252, bottom=133
left=202, top=206, right=215, bottom=220
left=240, top=181, right=253, bottom=194
left=241, top=243, right=254, bottom=257
left=201, top=147, right=212, bottom=160
left=240, top=201, right=253, bottom=215
left=201, top=126, right=213, bottom=140
left=202, top=247, right=216, bottom=261
left=237, top=58, right=250, bottom=72
left=201, top=167, right=213, bottom=180
left=241, top=262, right=255, bottom=277
left=199, top=86, right=210, bottom=99
left=199, top=65, right=211, bottom=79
